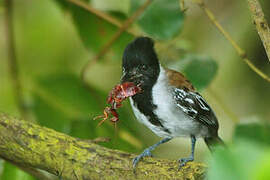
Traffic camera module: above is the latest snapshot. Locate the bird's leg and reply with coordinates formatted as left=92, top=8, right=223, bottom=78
left=133, top=137, right=172, bottom=168
left=179, top=135, right=196, bottom=169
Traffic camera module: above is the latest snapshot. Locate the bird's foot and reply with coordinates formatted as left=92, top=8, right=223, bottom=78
left=133, top=148, right=153, bottom=168
left=178, top=156, right=194, bottom=169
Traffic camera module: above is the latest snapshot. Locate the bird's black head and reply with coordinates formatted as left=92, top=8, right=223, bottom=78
left=121, top=37, right=160, bottom=90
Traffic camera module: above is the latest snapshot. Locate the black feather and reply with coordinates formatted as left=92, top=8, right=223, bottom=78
left=173, top=88, right=219, bottom=136
left=122, top=37, right=159, bottom=72
left=204, top=136, right=225, bottom=152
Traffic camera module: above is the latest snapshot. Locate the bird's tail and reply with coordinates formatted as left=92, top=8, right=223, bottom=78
left=204, top=136, right=225, bottom=152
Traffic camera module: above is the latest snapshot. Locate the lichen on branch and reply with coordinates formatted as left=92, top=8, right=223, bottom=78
left=247, top=0, right=270, bottom=62
left=0, top=113, right=205, bottom=180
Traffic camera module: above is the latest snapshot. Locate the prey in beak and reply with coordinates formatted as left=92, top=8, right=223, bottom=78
left=94, top=80, right=142, bottom=126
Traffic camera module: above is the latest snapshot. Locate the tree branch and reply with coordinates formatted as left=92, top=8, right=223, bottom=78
left=0, top=113, right=205, bottom=180
left=191, top=0, right=270, bottom=82
left=247, top=0, right=270, bottom=62
left=67, top=0, right=137, bottom=36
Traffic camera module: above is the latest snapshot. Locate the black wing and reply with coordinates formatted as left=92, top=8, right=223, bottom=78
left=173, top=88, right=219, bottom=133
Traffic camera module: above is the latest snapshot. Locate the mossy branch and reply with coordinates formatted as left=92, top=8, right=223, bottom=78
left=0, top=113, right=206, bottom=180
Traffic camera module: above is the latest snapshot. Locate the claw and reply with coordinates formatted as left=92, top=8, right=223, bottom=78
left=132, top=149, right=153, bottom=168
left=178, top=135, right=196, bottom=169
left=132, top=137, right=172, bottom=169
left=178, top=156, right=194, bottom=169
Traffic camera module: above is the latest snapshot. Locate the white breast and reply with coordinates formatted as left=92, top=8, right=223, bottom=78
left=152, top=66, right=204, bottom=137
left=130, top=66, right=209, bottom=138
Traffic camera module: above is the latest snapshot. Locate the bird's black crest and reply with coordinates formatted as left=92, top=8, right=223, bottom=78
left=122, top=37, right=159, bottom=70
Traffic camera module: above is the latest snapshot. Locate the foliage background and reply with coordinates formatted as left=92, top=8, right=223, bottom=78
left=0, top=0, right=270, bottom=179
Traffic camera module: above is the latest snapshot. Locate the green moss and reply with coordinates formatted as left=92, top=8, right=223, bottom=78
left=0, top=113, right=206, bottom=179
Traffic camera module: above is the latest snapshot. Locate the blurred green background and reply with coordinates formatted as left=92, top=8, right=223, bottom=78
left=0, top=0, right=270, bottom=179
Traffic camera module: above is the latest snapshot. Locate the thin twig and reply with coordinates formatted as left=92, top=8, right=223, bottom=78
left=179, top=0, right=188, bottom=12
left=67, top=0, right=137, bottom=36
left=92, top=137, right=111, bottom=143
left=3, top=0, right=28, bottom=118
left=80, top=0, right=152, bottom=82
left=192, top=0, right=270, bottom=82
left=247, top=0, right=270, bottom=62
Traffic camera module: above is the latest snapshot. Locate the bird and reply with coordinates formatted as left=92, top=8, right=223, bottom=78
left=120, top=36, right=224, bottom=169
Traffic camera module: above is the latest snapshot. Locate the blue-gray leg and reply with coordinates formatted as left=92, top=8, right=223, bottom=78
left=133, top=137, right=172, bottom=168
left=179, top=135, right=196, bottom=168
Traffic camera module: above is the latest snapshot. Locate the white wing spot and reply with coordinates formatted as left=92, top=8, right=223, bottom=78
left=190, top=92, right=210, bottom=111
left=185, top=98, right=194, bottom=104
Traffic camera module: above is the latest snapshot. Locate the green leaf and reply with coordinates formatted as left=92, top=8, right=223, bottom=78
left=69, top=4, right=133, bottom=58
left=233, top=123, right=270, bottom=146
left=56, top=0, right=91, bottom=10
left=31, top=74, right=102, bottom=134
left=207, top=141, right=267, bottom=180
left=207, top=148, right=245, bottom=180
left=54, top=0, right=70, bottom=9
left=15, top=0, right=85, bottom=77
left=254, top=153, right=270, bottom=180
left=1, top=162, right=36, bottom=180
left=131, top=0, right=184, bottom=40
left=169, top=55, right=218, bottom=91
